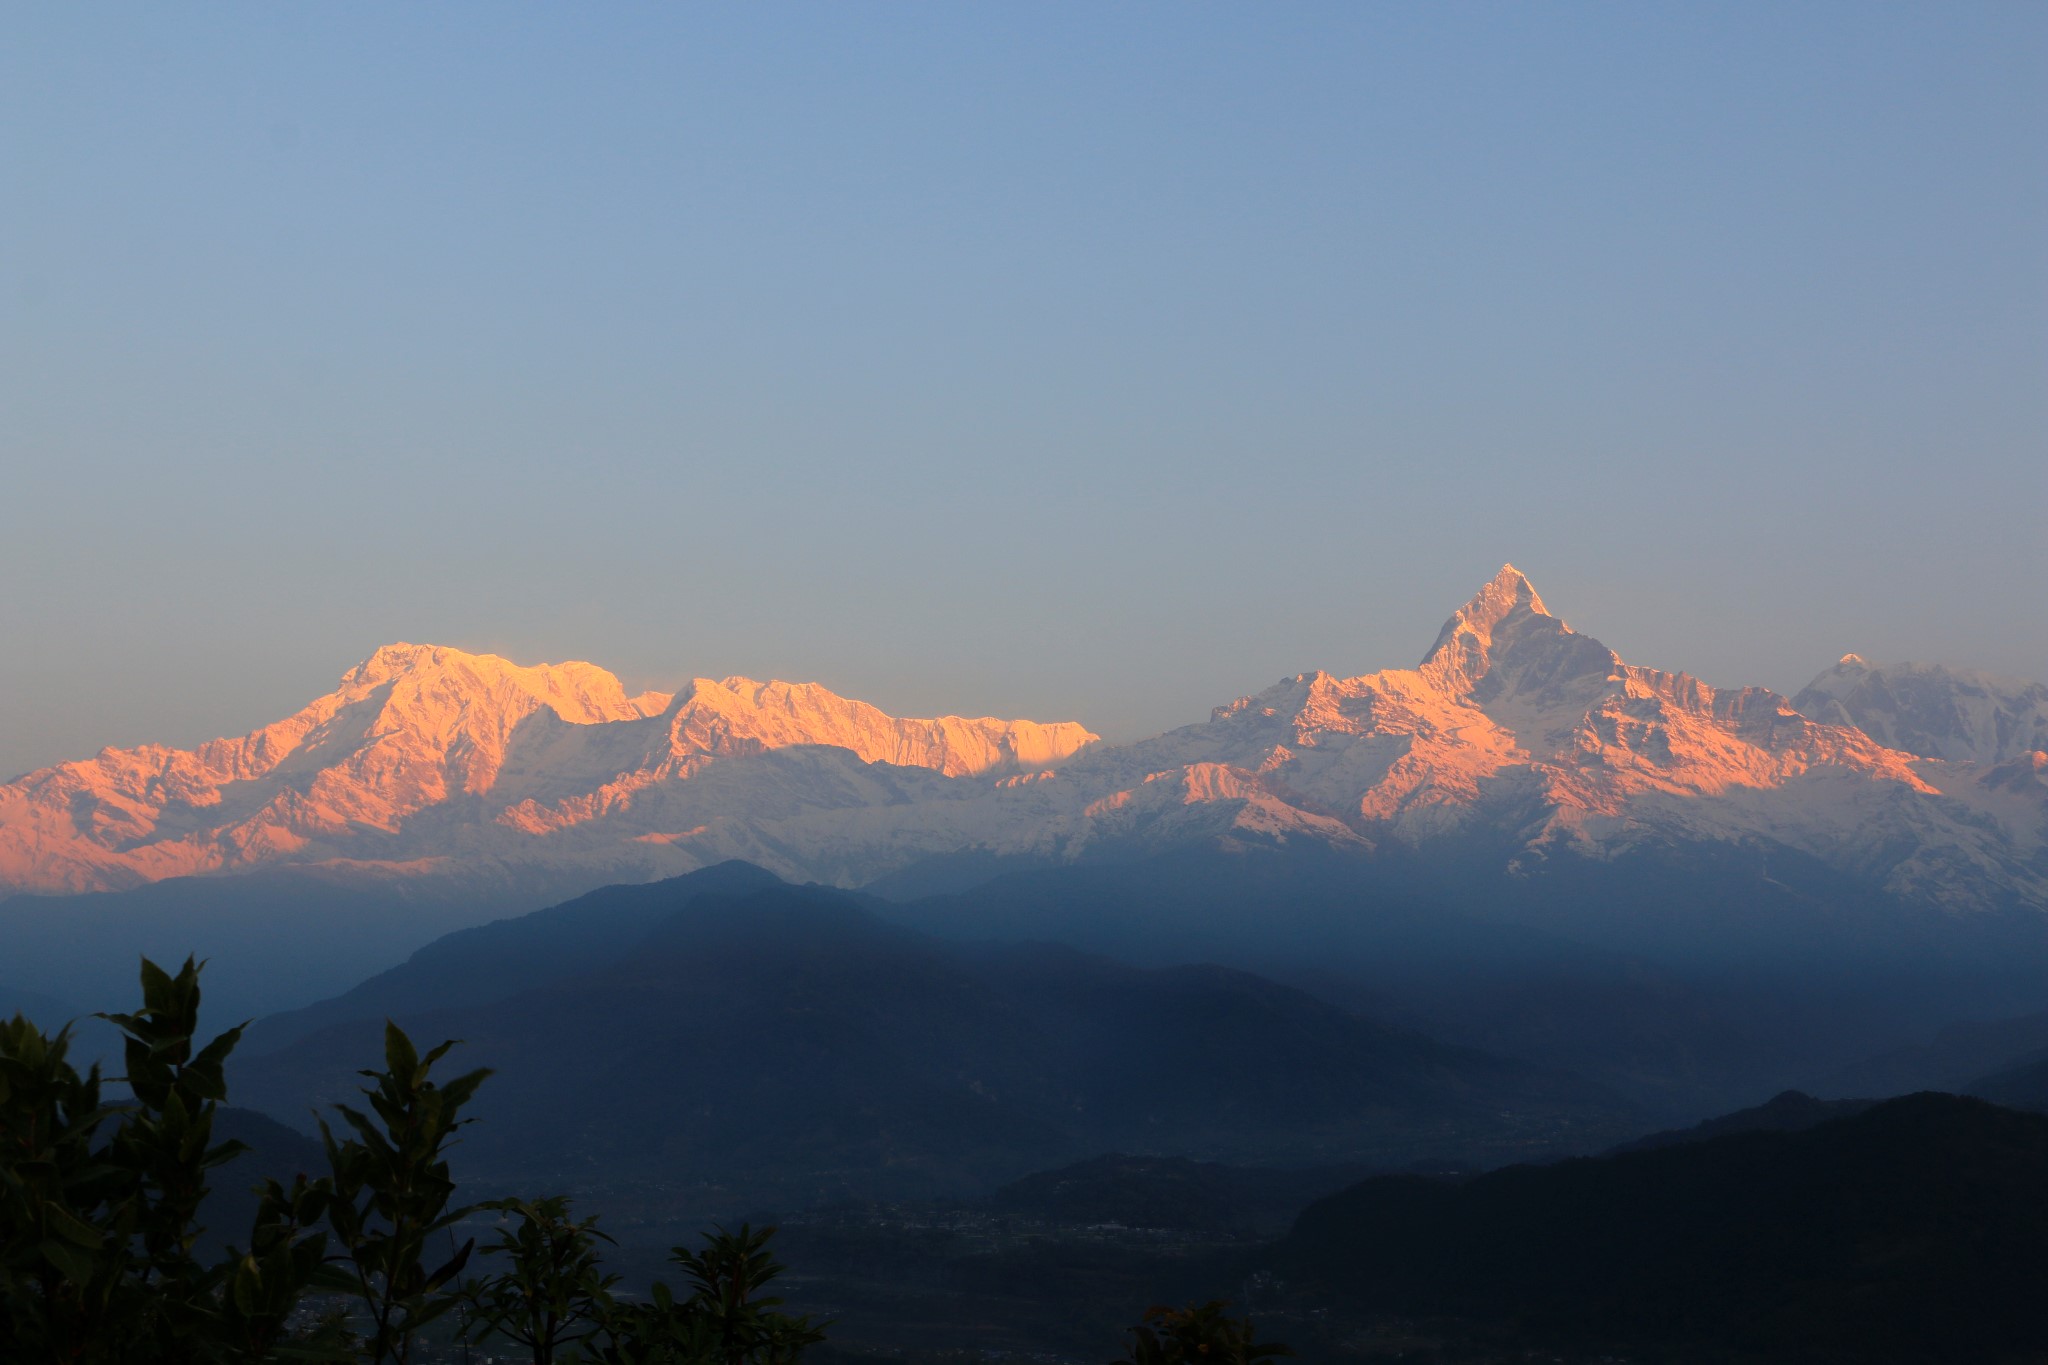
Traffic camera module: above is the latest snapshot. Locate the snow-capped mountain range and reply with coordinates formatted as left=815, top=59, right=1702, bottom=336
left=5, top=567, right=2044, bottom=911
left=1793, top=656, right=2048, bottom=765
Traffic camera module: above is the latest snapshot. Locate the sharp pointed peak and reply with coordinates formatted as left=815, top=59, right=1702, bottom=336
left=1479, top=563, right=1550, bottom=618
left=1425, top=566, right=1555, bottom=659
left=1418, top=564, right=1610, bottom=693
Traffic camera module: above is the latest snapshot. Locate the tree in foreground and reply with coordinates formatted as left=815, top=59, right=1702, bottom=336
left=589, top=1223, right=827, bottom=1365
left=0, top=1002, right=126, bottom=1361
left=463, top=1194, right=621, bottom=1365
left=322, top=1023, right=491, bottom=1364
left=1117, top=1300, right=1294, bottom=1365
left=0, top=956, right=332, bottom=1364
left=4, top=956, right=1285, bottom=1365
left=0, top=957, right=833, bottom=1365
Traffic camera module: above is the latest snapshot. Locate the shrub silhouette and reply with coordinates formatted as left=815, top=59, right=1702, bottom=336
left=1116, top=1299, right=1293, bottom=1365
left=322, top=1023, right=491, bottom=1363
left=463, top=1195, right=620, bottom=1364
left=5, top=955, right=1280, bottom=1364
left=0, top=955, right=332, bottom=1364
left=0, top=957, right=830, bottom=1364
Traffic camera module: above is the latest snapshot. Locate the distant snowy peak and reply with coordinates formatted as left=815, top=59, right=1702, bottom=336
left=664, top=675, right=1099, bottom=777
left=1423, top=564, right=1564, bottom=689
left=1091, top=566, right=1982, bottom=902
left=0, top=645, right=1099, bottom=896
left=1793, top=657, right=2048, bottom=764
left=338, top=642, right=673, bottom=724
left=2, top=573, right=2044, bottom=914
left=1384, top=565, right=1611, bottom=718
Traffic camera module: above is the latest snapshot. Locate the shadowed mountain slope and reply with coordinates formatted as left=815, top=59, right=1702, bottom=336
left=1796, top=654, right=2048, bottom=764
left=197, top=1107, right=331, bottom=1260
left=1610, top=1088, right=1877, bottom=1152
left=1823, top=1002, right=2048, bottom=1099
left=1963, top=1052, right=2048, bottom=1112
left=233, top=878, right=1632, bottom=1208
left=1270, top=1092, right=2048, bottom=1363
left=241, top=859, right=783, bottom=1054
left=880, top=842, right=2048, bottom=1120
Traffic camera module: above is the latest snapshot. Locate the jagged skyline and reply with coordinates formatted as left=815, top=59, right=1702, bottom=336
left=4, top=6, right=2044, bottom=781
left=8, top=566, right=2042, bottom=912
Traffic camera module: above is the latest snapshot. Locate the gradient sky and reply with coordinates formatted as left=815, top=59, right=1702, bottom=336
left=3, top=4, right=2044, bottom=780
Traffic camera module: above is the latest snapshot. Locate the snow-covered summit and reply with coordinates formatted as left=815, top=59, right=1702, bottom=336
left=337, top=642, right=673, bottom=724
left=1422, top=564, right=1571, bottom=688
left=1, top=573, right=2042, bottom=914
left=1058, top=566, right=1945, bottom=871
left=1793, top=656, right=2048, bottom=765
left=0, top=645, right=1097, bottom=896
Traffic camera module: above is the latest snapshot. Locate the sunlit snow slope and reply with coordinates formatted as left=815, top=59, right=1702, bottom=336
left=2, top=568, right=2042, bottom=909
left=0, top=645, right=1097, bottom=895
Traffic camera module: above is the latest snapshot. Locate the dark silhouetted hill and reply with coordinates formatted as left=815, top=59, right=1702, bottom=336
left=234, top=877, right=1633, bottom=1208
left=879, top=843, right=2048, bottom=1121
left=241, top=860, right=783, bottom=1054
left=1825, top=1002, right=2048, bottom=1098
left=1965, top=1052, right=2048, bottom=1111
left=1271, top=1092, right=2048, bottom=1363
left=198, top=1107, right=331, bottom=1258
left=1611, top=1088, right=1876, bottom=1153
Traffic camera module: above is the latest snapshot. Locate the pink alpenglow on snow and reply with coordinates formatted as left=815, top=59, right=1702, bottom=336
left=1, top=568, right=2042, bottom=912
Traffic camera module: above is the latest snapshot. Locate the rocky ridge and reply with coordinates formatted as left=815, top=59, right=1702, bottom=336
left=1794, top=655, right=2048, bottom=765
left=2, top=569, right=2043, bottom=910
left=0, top=646, right=1097, bottom=895
left=1005, top=567, right=2043, bottom=909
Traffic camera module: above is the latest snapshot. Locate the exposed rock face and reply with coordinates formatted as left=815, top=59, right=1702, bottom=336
left=2, top=568, right=2043, bottom=912
left=1794, top=656, right=2048, bottom=765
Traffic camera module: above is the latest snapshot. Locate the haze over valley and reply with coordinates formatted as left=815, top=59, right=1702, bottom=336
left=8, top=564, right=2048, bottom=1118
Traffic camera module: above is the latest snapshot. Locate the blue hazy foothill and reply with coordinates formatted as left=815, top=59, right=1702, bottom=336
left=231, top=866, right=1634, bottom=1208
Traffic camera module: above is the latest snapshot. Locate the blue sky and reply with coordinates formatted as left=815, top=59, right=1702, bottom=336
left=3, top=4, right=2044, bottom=777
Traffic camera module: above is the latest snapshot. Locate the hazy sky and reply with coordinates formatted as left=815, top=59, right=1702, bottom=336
left=4, top=4, right=2044, bottom=780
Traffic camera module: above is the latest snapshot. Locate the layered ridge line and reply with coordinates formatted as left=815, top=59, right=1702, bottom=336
left=1016, top=566, right=2041, bottom=908
left=1, top=567, right=2042, bottom=911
